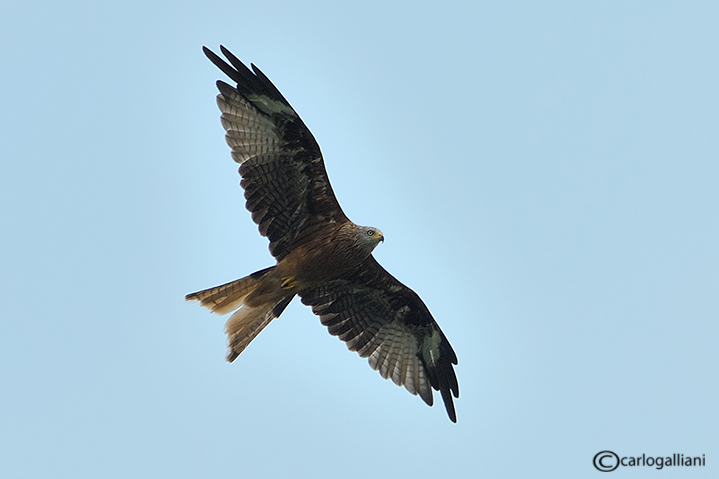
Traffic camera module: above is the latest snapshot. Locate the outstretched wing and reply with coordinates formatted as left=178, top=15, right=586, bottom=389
left=203, top=46, right=348, bottom=260
left=299, top=256, right=460, bottom=422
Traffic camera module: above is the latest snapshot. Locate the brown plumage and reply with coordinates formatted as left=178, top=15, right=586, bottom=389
left=187, top=46, right=459, bottom=422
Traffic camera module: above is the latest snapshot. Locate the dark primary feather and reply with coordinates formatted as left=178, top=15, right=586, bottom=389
left=299, top=256, right=460, bottom=422
left=203, top=46, right=348, bottom=260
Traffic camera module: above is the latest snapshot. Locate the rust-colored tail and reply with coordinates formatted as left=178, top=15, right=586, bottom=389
left=186, top=267, right=293, bottom=361
left=186, top=267, right=276, bottom=314
left=222, top=295, right=293, bottom=361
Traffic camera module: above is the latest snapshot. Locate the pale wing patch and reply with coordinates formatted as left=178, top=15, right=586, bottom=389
left=311, top=294, right=434, bottom=406
left=245, top=93, right=296, bottom=116
left=365, top=323, right=433, bottom=405
left=217, top=91, right=282, bottom=163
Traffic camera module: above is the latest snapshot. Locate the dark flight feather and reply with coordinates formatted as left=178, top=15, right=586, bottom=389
left=204, top=46, right=347, bottom=260
left=299, top=256, right=459, bottom=422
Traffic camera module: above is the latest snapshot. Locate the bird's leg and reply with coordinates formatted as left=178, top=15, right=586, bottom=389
left=280, top=275, right=298, bottom=290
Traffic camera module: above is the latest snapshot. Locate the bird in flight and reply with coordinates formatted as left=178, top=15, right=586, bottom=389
left=187, top=46, right=459, bottom=422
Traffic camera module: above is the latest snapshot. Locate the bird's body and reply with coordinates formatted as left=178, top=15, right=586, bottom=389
left=274, top=222, right=384, bottom=290
left=187, top=46, right=459, bottom=421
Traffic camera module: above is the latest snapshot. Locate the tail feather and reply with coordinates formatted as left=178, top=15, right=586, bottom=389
left=224, top=295, right=294, bottom=362
left=185, top=267, right=273, bottom=315
left=187, top=267, right=294, bottom=361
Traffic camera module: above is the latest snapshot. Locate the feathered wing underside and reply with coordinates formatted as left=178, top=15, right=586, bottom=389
left=299, top=256, right=459, bottom=422
left=203, top=46, right=348, bottom=260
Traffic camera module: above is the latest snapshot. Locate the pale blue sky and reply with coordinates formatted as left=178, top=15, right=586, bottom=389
left=1, top=1, right=717, bottom=478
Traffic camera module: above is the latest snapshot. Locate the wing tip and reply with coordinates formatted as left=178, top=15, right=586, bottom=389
left=440, top=387, right=458, bottom=423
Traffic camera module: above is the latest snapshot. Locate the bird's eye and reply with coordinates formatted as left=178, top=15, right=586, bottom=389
left=367, top=230, right=374, bottom=236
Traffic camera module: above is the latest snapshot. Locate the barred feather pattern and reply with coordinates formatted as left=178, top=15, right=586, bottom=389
left=185, top=272, right=265, bottom=315
left=299, top=256, right=459, bottom=422
left=216, top=89, right=280, bottom=164
left=204, top=46, right=348, bottom=261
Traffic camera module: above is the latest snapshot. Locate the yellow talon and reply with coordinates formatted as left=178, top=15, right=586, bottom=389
left=281, top=276, right=297, bottom=290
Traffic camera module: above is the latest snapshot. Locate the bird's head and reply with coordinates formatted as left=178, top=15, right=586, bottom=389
left=358, top=225, right=384, bottom=252
left=366, top=227, right=384, bottom=243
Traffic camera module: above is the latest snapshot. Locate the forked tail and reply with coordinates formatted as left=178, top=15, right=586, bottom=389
left=186, top=267, right=294, bottom=361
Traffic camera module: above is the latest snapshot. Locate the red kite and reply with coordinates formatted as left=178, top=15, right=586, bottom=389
left=187, top=46, right=459, bottom=422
